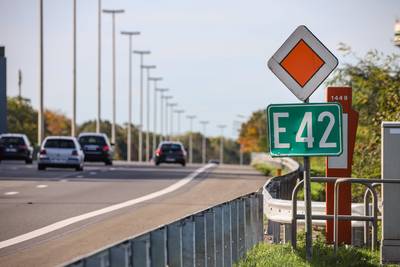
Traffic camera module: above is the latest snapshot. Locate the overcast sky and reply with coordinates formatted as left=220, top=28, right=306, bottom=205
left=0, top=0, right=399, bottom=138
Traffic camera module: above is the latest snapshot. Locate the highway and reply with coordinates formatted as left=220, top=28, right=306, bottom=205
left=0, top=161, right=267, bottom=267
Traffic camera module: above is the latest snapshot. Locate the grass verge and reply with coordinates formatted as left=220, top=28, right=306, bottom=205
left=235, top=234, right=398, bottom=267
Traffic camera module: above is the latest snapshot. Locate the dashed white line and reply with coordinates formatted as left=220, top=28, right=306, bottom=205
left=4, top=191, right=19, bottom=196
left=89, top=172, right=97, bottom=175
left=36, top=185, right=48, bottom=189
left=0, top=164, right=215, bottom=249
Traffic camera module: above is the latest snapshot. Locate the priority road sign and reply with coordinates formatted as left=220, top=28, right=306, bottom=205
left=267, top=103, right=343, bottom=157
left=267, top=25, right=338, bottom=101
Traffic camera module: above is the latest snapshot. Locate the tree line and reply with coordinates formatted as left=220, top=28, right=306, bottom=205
left=6, top=96, right=249, bottom=164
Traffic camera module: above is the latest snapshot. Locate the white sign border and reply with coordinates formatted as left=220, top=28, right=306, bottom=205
left=266, top=102, right=343, bottom=157
left=267, top=25, right=338, bottom=101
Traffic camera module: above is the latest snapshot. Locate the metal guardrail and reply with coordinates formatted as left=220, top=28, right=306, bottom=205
left=262, top=158, right=378, bottom=248
left=65, top=192, right=264, bottom=267
left=262, top=157, right=301, bottom=243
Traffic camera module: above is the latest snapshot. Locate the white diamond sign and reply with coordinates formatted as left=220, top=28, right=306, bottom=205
left=267, top=25, right=338, bottom=101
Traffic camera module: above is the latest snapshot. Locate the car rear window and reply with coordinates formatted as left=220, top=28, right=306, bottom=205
left=161, top=144, right=182, bottom=152
left=44, top=139, right=76, bottom=149
left=79, top=136, right=106, bottom=146
left=1, top=137, right=25, bottom=146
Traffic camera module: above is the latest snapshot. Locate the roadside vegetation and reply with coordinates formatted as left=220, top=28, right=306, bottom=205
left=236, top=234, right=389, bottom=267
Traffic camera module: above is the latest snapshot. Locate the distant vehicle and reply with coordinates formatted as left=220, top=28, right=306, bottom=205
left=78, top=133, right=113, bottom=165
left=208, top=159, right=220, bottom=164
left=37, top=136, right=84, bottom=171
left=154, top=141, right=187, bottom=167
left=0, top=133, right=33, bottom=164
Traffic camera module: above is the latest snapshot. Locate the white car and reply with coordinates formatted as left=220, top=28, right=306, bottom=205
left=38, top=136, right=84, bottom=171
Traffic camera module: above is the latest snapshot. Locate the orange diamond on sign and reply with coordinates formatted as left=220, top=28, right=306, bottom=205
left=280, top=40, right=324, bottom=87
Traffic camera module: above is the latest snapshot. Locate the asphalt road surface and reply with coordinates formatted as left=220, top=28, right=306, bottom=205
left=0, top=160, right=268, bottom=267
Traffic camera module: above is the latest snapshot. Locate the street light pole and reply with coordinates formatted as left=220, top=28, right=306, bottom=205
left=236, top=114, right=246, bottom=166
left=174, top=110, right=185, bottom=141
left=168, top=103, right=178, bottom=140
left=38, top=0, right=44, bottom=145
left=186, top=115, right=196, bottom=164
left=217, top=124, right=226, bottom=164
left=133, top=50, right=151, bottom=162
left=155, top=88, right=168, bottom=143
left=72, top=0, right=76, bottom=137
left=96, top=0, right=101, bottom=133
left=102, top=9, right=125, bottom=145
left=199, top=121, right=209, bottom=164
left=149, top=77, right=163, bottom=156
left=121, top=31, right=140, bottom=162
left=141, top=65, right=156, bottom=162
left=163, top=95, right=173, bottom=141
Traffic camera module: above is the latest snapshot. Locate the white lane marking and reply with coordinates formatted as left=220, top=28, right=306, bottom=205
left=60, top=179, right=68, bottom=182
left=36, top=185, right=48, bottom=189
left=89, top=172, right=97, bottom=175
left=4, top=191, right=19, bottom=196
left=0, top=164, right=215, bottom=249
left=109, top=167, right=116, bottom=171
left=76, top=175, right=84, bottom=178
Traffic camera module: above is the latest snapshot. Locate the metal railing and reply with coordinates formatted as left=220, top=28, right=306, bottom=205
left=65, top=192, right=264, bottom=267
left=333, top=178, right=400, bottom=253
left=289, top=177, right=400, bottom=254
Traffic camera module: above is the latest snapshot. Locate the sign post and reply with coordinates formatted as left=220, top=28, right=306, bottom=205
left=267, top=25, right=338, bottom=261
left=325, top=87, right=358, bottom=244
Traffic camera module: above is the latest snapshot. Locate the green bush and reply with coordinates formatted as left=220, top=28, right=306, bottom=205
left=253, top=163, right=273, bottom=176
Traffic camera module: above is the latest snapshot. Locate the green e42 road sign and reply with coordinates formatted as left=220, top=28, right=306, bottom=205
left=267, top=103, right=343, bottom=157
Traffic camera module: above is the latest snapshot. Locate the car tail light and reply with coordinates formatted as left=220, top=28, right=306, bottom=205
left=19, top=144, right=27, bottom=150
left=155, top=149, right=162, bottom=157
left=71, top=150, right=78, bottom=156
left=102, top=145, right=109, bottom=152
left=40, top=149, right=47, bottom=155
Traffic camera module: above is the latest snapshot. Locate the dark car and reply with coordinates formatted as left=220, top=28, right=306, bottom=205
left=0, top=134, right=33, bottom=164
left=154, top=141, right=186, bottom=166
left=78, top=133, right=113, bottom=165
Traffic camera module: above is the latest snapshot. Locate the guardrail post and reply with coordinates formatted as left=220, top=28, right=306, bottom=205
left=244, top=197, right=252, bottom=250
left=182, top=217, right=195, bottom=267
left=283, top=224, right=291, bottom=244
left=238, top=198, right=246, bottom=260
left=69, top=261, right=84, bottom=267
left=250, top=194, right=259, bottom=246
left=110, top=242, right=130, bottom=267
left=85, top=250, right=109, bottom=267
left=214, top=206, right=224, bottom=267
left=223, top=203, right=232, bottom=267
left=150, top=227, right=167, bottom=267
left=205, top=210, right=216, bottom=267
left=167, top=221, right=183, bottom=267
left=271, top=221, right=281, bottom=244
left=194, top=214, right=206, bottom=266
left=230, top=200, right=239, bottom=263
left=258, top=193, right=264, bottom=244
left=132, top=234, right=150, bottom=267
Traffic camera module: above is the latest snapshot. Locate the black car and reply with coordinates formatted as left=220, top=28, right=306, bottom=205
left=154, top=141, right=186, bottom=166
left=78, top=133, right=113, bottom=165
left=0, top=134, right=33, bottom=164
